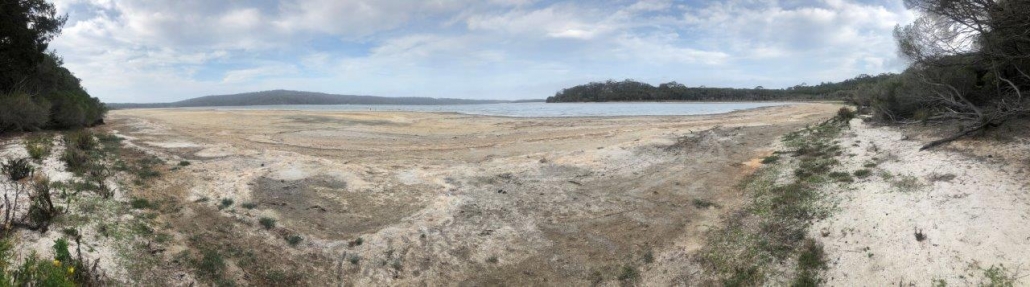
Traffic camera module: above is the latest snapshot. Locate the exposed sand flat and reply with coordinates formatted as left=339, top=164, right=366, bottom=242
left=814, top=119, right=1030, bottom=286
left=104, top=104, right=842, bottom=285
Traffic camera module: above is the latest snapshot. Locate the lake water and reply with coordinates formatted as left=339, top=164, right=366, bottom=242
left=193, top=102, right=792, bottom=117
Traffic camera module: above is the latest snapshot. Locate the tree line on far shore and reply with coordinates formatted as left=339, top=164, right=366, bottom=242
left=545, top=74, right=896, bottom=103
left=0, top=0, right=106, bottom=135
left=550, top=0, right=1028, bottom=149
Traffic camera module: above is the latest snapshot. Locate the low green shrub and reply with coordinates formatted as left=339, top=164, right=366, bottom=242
left=0, top=93, right=50, bottom=133
left=259, top=217, right=276, bottom=230
left=64, top=131, right=97, bottom=151
left=828, top=171, right=853, bottom=183
left=286, top=235, right=303, bottom=247
left=194, top=249, right=226, bottom=280
left=853, top=169, right=872, bottom=178
left=219, top=198, right=234, bottom=209
left=692, top=199, right=719, bottom=209
left=2, top=158, right=34, bottom=181
left=836, top=107, right=855, bottom=122
left=25, top=133, right=54, bottom=161
left=60, top=148, right=91, bottom=175
left=27, top=177, right=60, bottom=231
left=617, top=265, right=639, bottom=281
left=129, top=198, right=153, bottom=209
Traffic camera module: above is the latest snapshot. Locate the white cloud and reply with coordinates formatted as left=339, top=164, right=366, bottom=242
left=46, top=0, right=916, bottom=102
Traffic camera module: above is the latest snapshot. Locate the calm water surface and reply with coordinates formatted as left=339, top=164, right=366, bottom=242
left=194, top=102, right=792, bottom=117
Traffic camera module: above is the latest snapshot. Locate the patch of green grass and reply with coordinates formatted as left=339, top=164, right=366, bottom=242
left=241, top=202, right=257, bottom=209
left=178, top=160, right=191, bottom=167
left=390, top=259, right=403, bottom=272
left=131, top=156, right=163, bottom=185
left=854, top=169, right=872, bottom=178
left=981, top=264, right=1016, bottom=287
left=761, top=155, right=780, bottom=164
left=793, top=239, right=826, bottom=286
left=863, top=162, right=877, bottom=168
left=193, top=249, right=226, bottom=280
left=828, top=171, right=853, bottom=183
left=259, top=217, right=276, bottom=230
left=642, top=249, right=654, bottom=264
left=348, top=255, right=361, bottom=265
left=698, top=119, right=844, bottom=286
left=880, top=171, right=894, bottom=180
left=927, top=173, right=956, bottom=182
left=692, top=198, right=719, bottom=209
left=64, top=130, right=97, bottom=151
left=485, top=256, right=498, bottom=264
left=617, top=265, right=639, bottom=281
left=24, top=133, right=54, bottom=161
left=129, top=198, right=154, bottom=209
left=892, top=175, right=924, bottom=192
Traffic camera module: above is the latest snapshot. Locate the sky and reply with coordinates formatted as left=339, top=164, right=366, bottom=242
left=49, top=0, right=916, bottom=103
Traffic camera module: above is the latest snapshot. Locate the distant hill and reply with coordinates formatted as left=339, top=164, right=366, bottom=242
left=109, top=90, right=541, bottom=109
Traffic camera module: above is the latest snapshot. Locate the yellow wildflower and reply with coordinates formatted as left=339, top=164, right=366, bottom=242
left=52, top=260, right=61, bottom=267
left=68, top=267, right=75, bottom=274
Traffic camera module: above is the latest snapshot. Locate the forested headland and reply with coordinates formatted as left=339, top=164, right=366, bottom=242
left=0, top=0, right=106, bottom=135
left=545, top=74, right=895, bottom=103
left=550, top=0, right=1028, bottom=148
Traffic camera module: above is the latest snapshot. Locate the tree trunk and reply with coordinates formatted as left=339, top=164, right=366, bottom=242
left=919, top=123, right=996, bottom=151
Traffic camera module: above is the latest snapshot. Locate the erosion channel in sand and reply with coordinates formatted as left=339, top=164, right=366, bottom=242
left=105, top=103, right=840, bottom=285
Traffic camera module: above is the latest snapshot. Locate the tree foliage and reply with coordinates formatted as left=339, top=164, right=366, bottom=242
left=857, top=0, right=1029, bottom=149
left=545, top=75, right=896, bottom=103
left=0, top=0, right=105, bottom=134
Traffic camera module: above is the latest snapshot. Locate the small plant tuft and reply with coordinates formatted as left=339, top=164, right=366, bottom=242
left=194, top=249, right=226, bottom=280
left=617, top=265, right=639, bottom=281
left=2, top=158, right=34, bottom=181
left=218, top=198, right=234, bottom=209
left=836, top=107, right=855, bottom=122
left=259, top=217, right=276, bottom=230
left=286, top=235, right=303, bottom=247
left=853, top=169, right=872, bottom=178
left=129, top=198, right=153, bottom=209
left=64, top=131, right=97, bottom=151
left=24, top=133, right=54, bottom=161
left=828, top=171, right=853, bottom=183
left=692, top=199, right=719, bottom=209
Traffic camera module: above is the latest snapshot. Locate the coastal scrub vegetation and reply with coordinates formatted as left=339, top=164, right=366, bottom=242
left=545, top=74, right=896, bottom=103
left=550, top=0, right=1029, bottom=150
left=0, top=0, right=106, bottom=135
